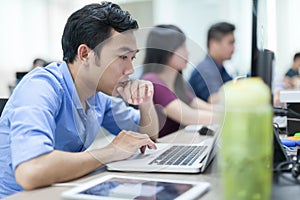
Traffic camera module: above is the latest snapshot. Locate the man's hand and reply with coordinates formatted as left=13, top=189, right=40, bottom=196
left=117, top=80, right=153, bottom=105
left=101, top=130, right=157, bottom=163
left=117, top=79, right=159, bottom=141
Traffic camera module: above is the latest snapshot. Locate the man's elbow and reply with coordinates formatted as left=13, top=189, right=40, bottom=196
left=15, top=164, right=48, bottom=190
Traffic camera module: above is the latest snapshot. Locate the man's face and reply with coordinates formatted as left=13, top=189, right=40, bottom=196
left=294, top=57, right=300, bottom=70
left=216, top=33, right=235, bottom=61
left=87, top=30, right=138, bottom=96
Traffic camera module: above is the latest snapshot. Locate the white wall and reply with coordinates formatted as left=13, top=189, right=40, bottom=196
left=0, top=0, right=49, bottom=97
left=0, top=0, right=299, bottom=97
left=0, top=0, right=153, bottom=97
left=276, top=0, right=300, bottom=76
left=153, top=0, right=252, bottom=79
left=0, top=0, right=78, bottom=97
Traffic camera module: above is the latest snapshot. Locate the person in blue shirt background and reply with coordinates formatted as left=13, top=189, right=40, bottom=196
left=189, top=22, right=235, bottom=103
left=285, top=52, right=300, bottom=78
left=0, top=2, right=158, bottom=197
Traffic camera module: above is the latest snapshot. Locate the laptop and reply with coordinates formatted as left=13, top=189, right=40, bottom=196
left=106, top=125, right=219, bottom=173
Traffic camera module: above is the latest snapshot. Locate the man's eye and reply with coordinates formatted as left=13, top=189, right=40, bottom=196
left=119, top=55, right=127, bottom=60
left=131, top=56, right=136, bottom=61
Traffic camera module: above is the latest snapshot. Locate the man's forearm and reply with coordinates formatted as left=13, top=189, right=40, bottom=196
left=208, top=93, right=220, bottom=104
left=15, top=149, right=112, bottom=190
left=139, top=101, right=159, bottom=141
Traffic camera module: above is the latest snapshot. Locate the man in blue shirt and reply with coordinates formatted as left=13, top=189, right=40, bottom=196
left=189, top=22, right=235, bottom=103
left=0, top=2, right=158, bottom=197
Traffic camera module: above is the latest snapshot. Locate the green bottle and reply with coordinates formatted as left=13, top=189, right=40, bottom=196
left=220, top=78, right=273, bottom=200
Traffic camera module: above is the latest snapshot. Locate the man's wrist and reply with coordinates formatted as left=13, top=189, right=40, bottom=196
left=139, top=100, right=154, bottom=110
left=88, top=145, right=116, bottom=165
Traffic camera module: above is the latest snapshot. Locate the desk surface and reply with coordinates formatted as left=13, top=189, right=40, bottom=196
left=280, top=90, right=300, bottom=103
left=4, top=130, right=300, bottom=200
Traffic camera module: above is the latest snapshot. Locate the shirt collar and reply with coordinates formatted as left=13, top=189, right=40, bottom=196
left=206, top=54, right=224, bottom=72
left=59, top=61, right=83, bottom=110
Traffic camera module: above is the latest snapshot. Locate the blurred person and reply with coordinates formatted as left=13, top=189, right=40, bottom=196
left=142, top=24, right=213, bottom=138
left=32, top=58, right=48, bottom=69
left=189, top=22, right=235, bottom=103
left=273, top=53, right=300, bottom=106
left=13, top=58, right=48, bottom=90
left=285, top=52, right=300, bottom=78
left=0, top=2, right=159, bottom=197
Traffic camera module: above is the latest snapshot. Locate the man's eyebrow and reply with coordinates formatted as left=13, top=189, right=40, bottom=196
left=118, top=47, right=139, bottom=53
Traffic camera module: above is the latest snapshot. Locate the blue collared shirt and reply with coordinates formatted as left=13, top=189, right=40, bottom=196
left=285, top=68, right=299, bottom=78
left=0, top=62, right=140, bottom=197
left=189, top=55, right=232, bottom=101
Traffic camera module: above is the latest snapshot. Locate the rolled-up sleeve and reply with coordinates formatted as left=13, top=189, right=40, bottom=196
left=9, top=75, right=61, bottom=171
left=101, top=97, right=140, bottom=135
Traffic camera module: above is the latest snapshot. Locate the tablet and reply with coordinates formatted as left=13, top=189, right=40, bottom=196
left=61, top=175, right=210, bottom=200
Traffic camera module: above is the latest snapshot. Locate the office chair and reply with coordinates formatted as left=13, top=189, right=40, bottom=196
left=0, top=98, right=8, bottom=117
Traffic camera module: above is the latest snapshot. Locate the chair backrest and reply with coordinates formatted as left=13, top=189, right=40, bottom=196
left=0, top=98, right=8, bottom=117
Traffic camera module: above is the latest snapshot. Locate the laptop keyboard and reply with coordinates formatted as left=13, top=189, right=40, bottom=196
left=149, top=145, right=207, bottom=166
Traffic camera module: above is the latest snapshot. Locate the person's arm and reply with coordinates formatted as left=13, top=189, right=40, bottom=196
left=15, top=130, right=156, bottom=190
left=283, top=76, right=294, bottom=88
left=139, top=100, right=159, bottom=141
left=117, top=80, right=159, bottom=141
left=189, top=70, right=208, bottom=100
left=12, top=77, right=157, bottom=190
left=164, top=99, right=213, bottom=125
left=208, top=93, right=220, bottom=104
left=190, top=97, right=213, bottom=111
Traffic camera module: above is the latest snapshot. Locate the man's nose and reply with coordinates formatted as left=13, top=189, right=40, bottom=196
left=124, top=61, right=134, bottom=75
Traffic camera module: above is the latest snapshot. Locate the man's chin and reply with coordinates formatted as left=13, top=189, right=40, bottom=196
left=98, top=88, right=114, bottom=96
left=111, top=89, right=119, bottom=97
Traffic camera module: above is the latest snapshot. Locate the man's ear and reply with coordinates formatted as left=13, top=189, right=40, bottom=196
left=77, top=44, right=91, bottom=63
left=209, top=39, right=218, bottom=50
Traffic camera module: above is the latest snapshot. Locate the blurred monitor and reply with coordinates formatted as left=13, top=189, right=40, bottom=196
left=16, top=71, right=28, bottom=80
left=251, top=0, right=274, bottom=92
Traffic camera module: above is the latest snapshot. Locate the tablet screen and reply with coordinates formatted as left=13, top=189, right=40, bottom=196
left=79, top=177, right=194, bottom=199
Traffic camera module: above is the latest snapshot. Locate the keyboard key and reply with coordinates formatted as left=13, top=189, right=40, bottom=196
left=149, top=145, right=207, bottom=166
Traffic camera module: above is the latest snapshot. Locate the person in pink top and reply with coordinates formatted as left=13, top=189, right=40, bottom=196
left=142, top=24, right=214, bottom=137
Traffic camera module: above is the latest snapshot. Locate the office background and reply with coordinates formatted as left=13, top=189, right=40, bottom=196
left=0, top=0, right=299, bottom=97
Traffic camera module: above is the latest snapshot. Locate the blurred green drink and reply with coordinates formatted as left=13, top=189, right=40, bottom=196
left=220, top=78, right=273, bottom=200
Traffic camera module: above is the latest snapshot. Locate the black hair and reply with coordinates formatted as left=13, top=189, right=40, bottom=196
left=143, top=24, right=186, bottom=74
left=142, top=24, right=191, bottom=104
left=293, top=52, right=300, bottom=61
left=207, top=22, right=235, bottom=48
left=61, top=1, right=138, bottom=63
left=32, top=58, right=47, bottom=67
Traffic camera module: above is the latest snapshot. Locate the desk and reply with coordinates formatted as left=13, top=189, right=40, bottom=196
left=280, top=90, right=300, bottom=136
left=4, top=130, right=220, bottom=200
left=3, top=130, right=300, bottom=200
